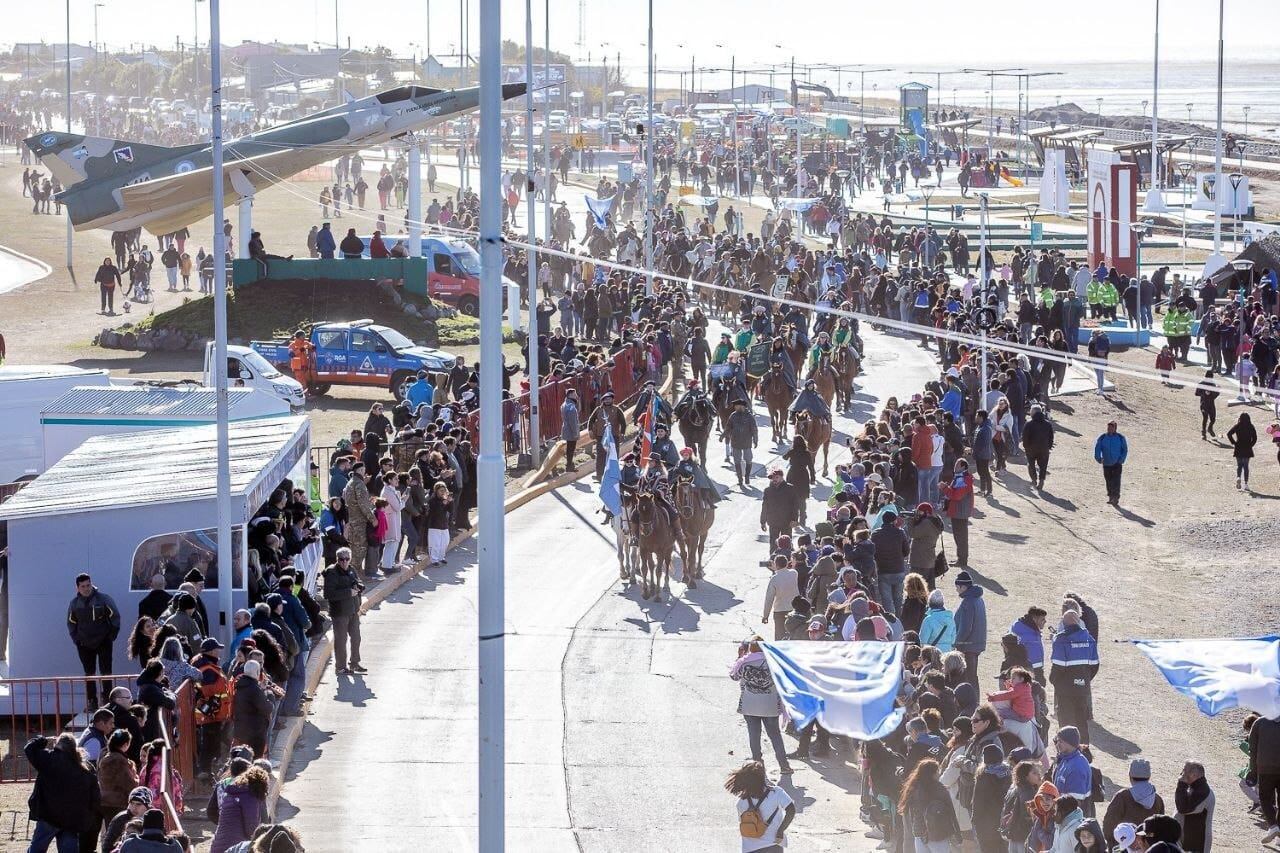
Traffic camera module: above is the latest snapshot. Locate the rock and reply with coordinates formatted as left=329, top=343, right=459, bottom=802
left=99, top=330, right=118, bottom=348
left=161, top=330, right=187, bottom=351
left=135, top=332, right=154, bottom=351
left=119, top=331, right=137, bottom=350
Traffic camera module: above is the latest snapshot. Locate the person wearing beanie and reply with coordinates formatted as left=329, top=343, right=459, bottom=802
left=952, top=571, right=987, bottom=687
left=1103, top=758, right=1166, bottom=844
left=118, top=808, right=181, bottom=851
left=905, top=500, right=944, bottom=585
left=1050, top=726, right=1093, bottom=806
left=102, top=787, right=154, bottom=853
left=231, top=659, right=273, bottom=759
left=919, top=589, right=957, bottom=652
left=971, top=742, right=1011, bottom=853
left=869, top=509, right=909, bottom=613
left=781, top=596, right=813, bottom=641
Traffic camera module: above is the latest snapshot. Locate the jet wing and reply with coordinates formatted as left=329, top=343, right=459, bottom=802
left=116, top=147, right=332, bottom=221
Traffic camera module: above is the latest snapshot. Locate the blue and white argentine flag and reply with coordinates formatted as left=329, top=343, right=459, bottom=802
left=1132, top=636, right=1280, bottom=718
left=584, top=194, right=614, bottom=230
left=761, top=641, right=905, bottom=740
left=598, top=424, right=622, bottom=516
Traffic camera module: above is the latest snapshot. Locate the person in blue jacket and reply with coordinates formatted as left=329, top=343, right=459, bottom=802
left=315, top=222, right=337, bottom=259
left=1093, top=420, right=1129, bottom=505
left=1010, top=606, right=1048, bottom=685
left=1050, top=725, right=1094, bottom=807
left=406, top=369, right=435, bottom=411
left=1050, top=609, right=1100, bottom=744
left=939, top=374, right=964, bottom=423
left=952, top=570, right=987, bottom=687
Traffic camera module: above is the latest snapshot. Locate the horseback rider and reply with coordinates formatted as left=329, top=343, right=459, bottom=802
left=767, top=338, right=799, bottom=393
left=807, top=331, right=834, bottom=372
left=733, top=317, right=755, bottom=354
left=750, top=304, right=773, bottom=338
left=673, top=447, right=722, bottom=510
left=832, top=315, right=861, bottom=357
left=587, top=390, right=627, bottom=482
left=711, top=332, right=733, bottom=365
left=635, top=454, right=686, bottom=540
left=789, top=378, right=832, bottom=422
left=632, top=380, right=673, bottom=426
left=782, top=304, right=810, bottom=349
left=672, top=379, right=712, bottom=421
left=650, top=423, right=680, bottom=469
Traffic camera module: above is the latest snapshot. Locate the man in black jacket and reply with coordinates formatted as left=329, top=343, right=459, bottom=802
left=1251, top=713, right=1280, bottom=843
left=67, top=573, right=120, bottom=712
left=1021, top=405, right=1055, bottom=490
left=870, top=509, right=910, bottom=613
left=759, top=469, right=799, bottom=553
left=136, top=575, right=172, bottom=622
left=25, top=734, right=99, bottom=851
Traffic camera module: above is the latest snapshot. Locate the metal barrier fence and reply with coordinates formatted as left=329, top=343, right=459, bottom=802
left=0, top=673, right=140, bottom=783
left=312, top=345, right=644, bottom=499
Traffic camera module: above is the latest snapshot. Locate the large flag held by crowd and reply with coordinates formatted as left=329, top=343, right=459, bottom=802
left=1131, top=636, right=1280, bottom=718
left=761, top=641, right=905, bottom=740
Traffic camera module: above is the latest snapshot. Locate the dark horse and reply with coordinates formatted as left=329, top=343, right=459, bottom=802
left=630, top=492, right=680, bottom=601
left=673, top=477, right=714, bottom=588
left=676, top=395, right=716, bottom=463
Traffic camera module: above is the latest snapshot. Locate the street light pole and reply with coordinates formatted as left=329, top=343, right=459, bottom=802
left=65, top=0, right=74, bottom=270
left=93, top=3, right=104, bottom=136
left=208, top=0, right=234, bottom=650
left=1144, top=0, right=1166, bottom=212
left=978, top=192, right=990, bottom=396
left=644, top=0, right=654, bottom=296
left=477, top=0, right=506, bottom=842
left=1207, top=0, right=1226, bottom=275
left=1178, top=160, right=1192, bottom=274
left=524, top=0, right=541, bottom=468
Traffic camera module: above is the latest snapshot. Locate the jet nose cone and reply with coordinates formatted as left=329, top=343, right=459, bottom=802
left=501, top=83, right=527, bottom=101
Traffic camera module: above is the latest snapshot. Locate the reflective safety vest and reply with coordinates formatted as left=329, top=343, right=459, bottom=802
left=1099, top=283, right=1120, bottom=306
left=193, top=660, right=233, bottom=725
left=1163, top=309, right=1192, bottom=337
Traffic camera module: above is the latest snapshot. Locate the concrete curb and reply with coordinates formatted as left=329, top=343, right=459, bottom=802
left=0, top=243, right=54, bottom=294
left=267, top=364, right=678, bottom=815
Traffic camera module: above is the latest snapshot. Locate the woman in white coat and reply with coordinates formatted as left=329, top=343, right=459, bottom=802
left=380, top=473, right=405, bottom=570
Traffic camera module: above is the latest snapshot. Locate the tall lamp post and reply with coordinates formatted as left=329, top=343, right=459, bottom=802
left=1024, top=203, right=1040, bottom=273
left=93, top=3, right=105, bottom=135
left=523, top=0, right=540, bottom=467
left=920, top=182, right=935, bottom=226
left=1228, top=171, right=1244, bottom=252
left=476, top=0, right=506, bottom=842
left=1243, top=105, right=1250, bottom=137
left=644, top=0, right=654, bottom=296
left=1144, top=0, right=1166, bottom=213
left=1178, top=160, right=1193, bottom=274
left=1130, top=222, right=1145, bottom=280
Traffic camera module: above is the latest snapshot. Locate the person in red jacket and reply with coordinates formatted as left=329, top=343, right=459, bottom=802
left=939, top=458, right=975, bottom=567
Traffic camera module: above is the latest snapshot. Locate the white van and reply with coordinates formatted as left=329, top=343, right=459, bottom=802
left=203, top=343, right=305, bottom=410
left=0, top=366, right=111, bottom=484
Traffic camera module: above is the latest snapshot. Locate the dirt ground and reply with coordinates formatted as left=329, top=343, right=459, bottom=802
left=2, top=157, right=1278, bottom=847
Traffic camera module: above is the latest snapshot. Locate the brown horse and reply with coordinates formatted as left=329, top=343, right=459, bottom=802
left=779, top=326, right=806, bottom=376
left=794, top=410, right=832, bottom=476
left=759, top=368, right=793, bottom=444
left=807, top=357, right=838, bottom=413
left=630, top=492, right=680, bottom=602
left=673, top=477, right=715, bottom=587
left=677, top=396, right=716, bottom=464
left=831, top=345, right=861, bottom=412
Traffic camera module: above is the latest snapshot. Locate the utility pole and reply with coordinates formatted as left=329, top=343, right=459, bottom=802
left=209, top=0, right=234, bottom=650
left=644, top=0, right=654, bottom=295
left=65, top=0, right=74, bottom=270
left=1145, top=0, right=1166, bottom=212
left=476, top=0, right=506, bottom=844
left=524, top=0, right=541, bottom=467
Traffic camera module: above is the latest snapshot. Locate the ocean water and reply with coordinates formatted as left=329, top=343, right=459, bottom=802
left=898, top=61, right=1280, bottom=135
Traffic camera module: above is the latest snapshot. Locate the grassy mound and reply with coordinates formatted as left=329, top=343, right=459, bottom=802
left=130, top=280, right=437, bottom=343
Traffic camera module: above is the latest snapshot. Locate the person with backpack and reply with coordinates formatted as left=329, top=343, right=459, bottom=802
left=900, top=758, right=962, bottom=852
left=192, top=638, right=232, bottom=781
left=725, top=760, right=794, bottom=853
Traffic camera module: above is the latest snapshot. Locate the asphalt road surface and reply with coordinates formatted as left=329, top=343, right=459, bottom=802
left=279, top=322, right=937, bottom=851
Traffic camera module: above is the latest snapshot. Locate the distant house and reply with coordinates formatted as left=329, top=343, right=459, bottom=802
left=13, top=42, right=94, bottom=63
left=422, top=55, right=472, bottom=88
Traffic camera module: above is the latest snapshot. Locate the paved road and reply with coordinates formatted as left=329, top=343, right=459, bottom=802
left=279, top=324, right=936, bottom=851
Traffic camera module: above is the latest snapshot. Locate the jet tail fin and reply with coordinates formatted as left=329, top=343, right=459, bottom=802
left=23, top=131, right=201, bottom=190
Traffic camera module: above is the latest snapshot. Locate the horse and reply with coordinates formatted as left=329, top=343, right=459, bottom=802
left=779, top=325, right=806, bottom=376
left=807, top=357, right=838, bottom=413
left=673, top=476, right=715, bottom=588
left=676, top=396, right=716, bottom=464
left=832, top=344, right=861, bottom=412
left=630, top=492, right=680, bottom=602
left=760, top=368, right=793, bottom=444
left=612, top=492, right=639, bottom=585
left=794, top=410, right=832, bottom=476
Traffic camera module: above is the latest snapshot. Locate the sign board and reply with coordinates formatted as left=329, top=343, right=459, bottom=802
left=771, top=276, right=790, bottom=299
left=1192, top=172, right=1250, bottom=216
left=1029, top=222, right=1043, bottom=242
left=746, top=342, right=772, bottom=378
left=571, top=133, right=587, bottom=150
left=501, top=64, right=567, bottom=103
left=617, top=162, right=633, bottom=183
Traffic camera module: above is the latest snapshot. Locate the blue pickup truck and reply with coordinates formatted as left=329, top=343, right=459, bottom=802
left=251, top=320, right=456, bottom=401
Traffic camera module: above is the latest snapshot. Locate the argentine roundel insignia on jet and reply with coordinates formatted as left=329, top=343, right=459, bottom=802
left=40, top=133, right=57, bottom=147
left=175, top=160, right=195, bottom=174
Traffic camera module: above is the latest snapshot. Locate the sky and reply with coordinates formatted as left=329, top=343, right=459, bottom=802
left=8, top=0, right=1279, bottom=80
